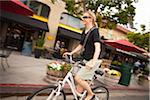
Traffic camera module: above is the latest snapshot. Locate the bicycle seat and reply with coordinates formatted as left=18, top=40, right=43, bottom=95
left=95, top=69, right=104, bottom=76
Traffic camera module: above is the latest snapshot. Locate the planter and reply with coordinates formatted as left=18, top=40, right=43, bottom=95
left=34, top=47, right=44, bottom=58
left=47, top=61, right=71, bottom=78
left=47, top=70, right=67, bottom=78
left=34, top=48, right=41, bottom=58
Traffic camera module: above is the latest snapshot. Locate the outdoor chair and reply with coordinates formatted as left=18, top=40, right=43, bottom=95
left=0, top=42, right=12, bottom=71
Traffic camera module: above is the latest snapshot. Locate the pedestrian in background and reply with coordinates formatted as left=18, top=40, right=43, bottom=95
left=60, top=42, right=66, bottom=57
left=54, top=40, right=61, bottom=52
left=53, top=40, right=61, bottom=58
left=60, top=41, right=65, bottom=49
left=133, top=60, right=141, bottom=73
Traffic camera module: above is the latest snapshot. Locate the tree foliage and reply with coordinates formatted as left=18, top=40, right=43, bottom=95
left=140, top=24, right=146, bottom=32
left=63, top=0, right=83, bottom=17
left=127, top=32, right=149, bottom=51
left=63, top=0, right=136, bottom=29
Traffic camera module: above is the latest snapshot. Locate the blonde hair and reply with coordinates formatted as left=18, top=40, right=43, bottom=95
left=86, top=10, right=97, bottom=27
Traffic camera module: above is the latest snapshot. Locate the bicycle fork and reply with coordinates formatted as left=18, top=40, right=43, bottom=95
left=46, top=83, right=62, bottom=100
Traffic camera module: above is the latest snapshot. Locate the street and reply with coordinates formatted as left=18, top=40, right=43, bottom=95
left=65, top=90, right=149, bottom=100
left=0, top=54, right=149, bottom=100
left=108, top=90, right=149, bottom=100
left=1, top=90, right=149, bottom=100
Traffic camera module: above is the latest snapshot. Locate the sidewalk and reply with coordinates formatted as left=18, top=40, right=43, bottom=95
left=0, top=52, right=149, bottom=95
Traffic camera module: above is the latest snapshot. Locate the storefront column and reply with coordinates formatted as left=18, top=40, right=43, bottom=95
left=1, top=22, right=8, bottom=44
left=43, top=1, right=65, bottom=48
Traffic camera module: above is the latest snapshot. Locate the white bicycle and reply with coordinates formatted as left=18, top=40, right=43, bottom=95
left=27, top=55, right=109, bottom=100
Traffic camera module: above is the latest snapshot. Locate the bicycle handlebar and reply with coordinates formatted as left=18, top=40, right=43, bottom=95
left=64, top=54, right=86, bottom=67
left=64, top=54, right=74, bottom=64
left=65, top=54, right=104, bottom=77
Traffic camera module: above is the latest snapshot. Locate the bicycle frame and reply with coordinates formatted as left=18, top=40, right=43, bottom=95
left=46, top=55, right=99, bottom=100
left=47, top=67, right=87, bottom=100
left=27, top=55, right=107, bottom=100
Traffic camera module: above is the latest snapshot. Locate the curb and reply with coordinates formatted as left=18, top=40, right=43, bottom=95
left=107, top=87, right=149, bottom=91
left=0, top=84, right=47, bottom=87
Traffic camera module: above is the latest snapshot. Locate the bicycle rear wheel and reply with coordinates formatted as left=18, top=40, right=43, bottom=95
left=92, top=86, right=109, bottom=100
left=27, top=85, right=66, bottom=100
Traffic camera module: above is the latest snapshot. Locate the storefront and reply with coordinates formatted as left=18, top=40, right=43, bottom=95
left=54, top=24, right=81, bottom=51
left=101, top=39, right=148, bottom=71
left=100, top=39, right=148, bottom=86
left=0, top=9, right=48, bottom=49
left=0, top=0, right=49, bottom=56
left=54, top=13, right=83, bottom=53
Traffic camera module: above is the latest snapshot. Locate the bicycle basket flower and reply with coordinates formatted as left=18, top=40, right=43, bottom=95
left=47, top=61, right=72, bottom=78
left=47, top=61, right=72, bottom=71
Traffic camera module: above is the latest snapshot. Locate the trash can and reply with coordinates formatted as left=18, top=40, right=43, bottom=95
left=118, top=63, right=132, bottom=86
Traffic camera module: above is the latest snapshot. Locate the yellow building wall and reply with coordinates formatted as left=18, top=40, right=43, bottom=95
left=38, top=0, right=66, bottom=48
left=36, top=0, right=128, bottom=49
left=100, top=28, right=128, bottom=40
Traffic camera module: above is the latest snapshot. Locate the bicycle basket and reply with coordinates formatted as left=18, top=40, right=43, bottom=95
left=47, top=61, right=72, bottom=78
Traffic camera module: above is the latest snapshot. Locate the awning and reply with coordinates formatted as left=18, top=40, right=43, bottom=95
left=103, top=39, right=147, bottom=53
left=130, top=52, right=149, bottom=61
left=0, top=9, right=49, bottom=31
left=0, top=0, right=33, bottom=16
left=58, top=23, right=82, bottom=34
left=58, top=27, right=82, bottom=40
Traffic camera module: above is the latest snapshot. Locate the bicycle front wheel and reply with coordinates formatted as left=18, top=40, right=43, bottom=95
left=27, top=85, right=66, bottom=100
left=92, top=86, right=109, bottom=100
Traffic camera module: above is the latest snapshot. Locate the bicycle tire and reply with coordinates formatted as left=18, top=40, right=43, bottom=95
left=26, top=85, right=66, bottom=100
left=92, top=86, right=109, bottom=100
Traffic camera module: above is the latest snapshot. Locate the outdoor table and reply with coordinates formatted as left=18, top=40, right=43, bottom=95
left=45, top=47, right=56, bottom=59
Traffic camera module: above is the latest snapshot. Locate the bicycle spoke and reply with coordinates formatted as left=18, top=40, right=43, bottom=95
left=27, top=86, right=66, bottom=100
left=30, top=88, right=53, bottom=100
left=93, top=86, right=109, bottom=100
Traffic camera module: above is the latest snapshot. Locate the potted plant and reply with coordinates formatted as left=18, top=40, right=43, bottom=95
left=34, top=35, right=45, bottom=58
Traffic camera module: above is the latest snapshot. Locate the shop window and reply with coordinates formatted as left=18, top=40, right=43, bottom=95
left=40, top=5, right=50, bottom=18
left=60, top=13, right=84, bottom=29
left=68, top=16, right=80, bottom=29
left=113, top=54, right=119, bottom=61
left=60, top=13, right=68, bottom=25
left=30, top=1, right=40, bottom=15
left=21, top=1, right=50, bottom=18
left=20, top=0, right=27, bottom=5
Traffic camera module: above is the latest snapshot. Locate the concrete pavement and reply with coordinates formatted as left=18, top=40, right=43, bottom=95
left=0, top=52, right=149, bottom=95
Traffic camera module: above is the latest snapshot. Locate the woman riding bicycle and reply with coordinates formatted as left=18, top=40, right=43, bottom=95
left=63, top=10, right=101, bottom=100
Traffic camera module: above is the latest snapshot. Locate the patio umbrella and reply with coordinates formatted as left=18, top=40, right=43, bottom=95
left=0, top=0, right=33, bottom=16
left=103, top=39, right=147, bottom=53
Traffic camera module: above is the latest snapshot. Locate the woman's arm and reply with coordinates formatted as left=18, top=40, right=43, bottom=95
left=70, top=44, right=82, bottom=55
left=63, top=44, right=82, bottom=56
left=93, top=42, right=101, bottom=61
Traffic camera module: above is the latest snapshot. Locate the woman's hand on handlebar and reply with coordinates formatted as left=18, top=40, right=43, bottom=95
left=62, top=52, right=72, bottom=58
left=86, top=60, right=96, bottom=70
